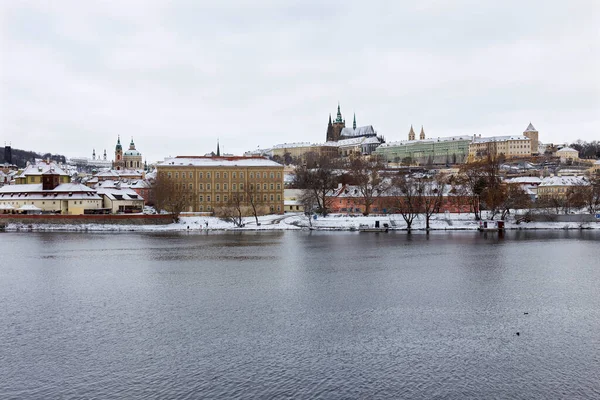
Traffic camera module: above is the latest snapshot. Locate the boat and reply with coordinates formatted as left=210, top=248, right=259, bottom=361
left=478, top=220, right=505, bottom=232
left=358, top=221, right=389, bottom=232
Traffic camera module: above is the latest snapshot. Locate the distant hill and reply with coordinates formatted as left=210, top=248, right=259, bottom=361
left=0, top=147, right=66, bottom=168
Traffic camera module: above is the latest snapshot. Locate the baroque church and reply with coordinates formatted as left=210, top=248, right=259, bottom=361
left=113, top=136, right=143, bottom=170
left=325, top=103, right=384, bottom=144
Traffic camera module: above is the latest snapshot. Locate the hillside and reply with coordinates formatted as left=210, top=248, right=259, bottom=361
left=1, top=147, right=66, bottom=168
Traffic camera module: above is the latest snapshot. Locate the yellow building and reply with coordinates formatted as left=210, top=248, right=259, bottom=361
left=156, top=156, right=285, bottom=214
left=0, top=172, right=103, bottom=215
left=537, top=176, right=588, bottom=200
left=468, top=135, right=531, bottom=162
left=556, top=147, right=579, bottom=164
left=270, top=142, right=338, bottom=164
left=14, top=162, right=70, bottom=185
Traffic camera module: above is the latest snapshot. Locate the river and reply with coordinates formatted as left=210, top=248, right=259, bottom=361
left=1, top=231, right=599, bottom=399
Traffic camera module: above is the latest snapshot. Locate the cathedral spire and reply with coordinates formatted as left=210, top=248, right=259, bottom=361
left=353, top=113, right=356, bottom=130
left=335, top=102, right=344, bottom=123
left=420, top=125, right=425, bottom=140
left=328, top=113, right=332, bottom=125
left=408, top=125, right=415, bottom=141
left=216, top=139, right=220, bottom=157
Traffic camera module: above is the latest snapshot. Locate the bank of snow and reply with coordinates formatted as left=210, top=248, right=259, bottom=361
left=3, top=212, right=599, bottom=232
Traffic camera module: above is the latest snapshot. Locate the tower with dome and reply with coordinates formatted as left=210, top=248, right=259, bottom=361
left=113, top=136, right=143, bottom=170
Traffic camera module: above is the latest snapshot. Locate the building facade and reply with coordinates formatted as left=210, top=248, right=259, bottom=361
left=156, top=156, right=285, bottom=214
left=468, top=135, right=531, bottom=162
left=374, top=132, right=472, bottom=165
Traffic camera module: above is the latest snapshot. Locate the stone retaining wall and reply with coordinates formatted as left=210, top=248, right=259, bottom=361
left=0, top=214, right=173, bottom=225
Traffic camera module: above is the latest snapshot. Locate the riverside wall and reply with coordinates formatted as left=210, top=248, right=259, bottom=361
left=0, top=214, right=173, bottom=226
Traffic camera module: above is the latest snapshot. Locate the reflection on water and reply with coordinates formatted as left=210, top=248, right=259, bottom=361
left=1, top=230, right=599, bottom=399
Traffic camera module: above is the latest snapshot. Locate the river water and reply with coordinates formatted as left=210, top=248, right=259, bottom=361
left=1, top=230, right=599, bottom=399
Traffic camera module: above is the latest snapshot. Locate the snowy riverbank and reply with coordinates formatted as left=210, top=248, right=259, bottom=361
left=2, top=212, right=599, bottom=232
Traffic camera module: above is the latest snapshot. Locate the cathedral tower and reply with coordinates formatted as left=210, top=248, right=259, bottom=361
left=113, top=136, right=124, bottom=170
left=326, top=103, right=346, bottom=142
left=408, top=125, right=416, bottom=141
left=420, top=126, right=426, bottom=140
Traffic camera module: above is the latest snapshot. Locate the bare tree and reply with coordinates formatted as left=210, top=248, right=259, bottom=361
left=348, top=156, right=389, bottom=216
left=416, top=174, right=447, bottom=231
left=245, top=183, right=268, bottom=225
left=152, top=175, right=196, bottom=222
left=216, top=192, right=245, bottom=227
left=390, top=174, right=421, bottom=231
left=499, top=184, right=532, bottom=220
left=292, top=156, right=338, bottom=215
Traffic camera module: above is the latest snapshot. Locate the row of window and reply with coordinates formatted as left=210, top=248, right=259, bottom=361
left=166, top=171, right=282, bottom=180
left=174, top=183, right=282, bottom=191
left=196, top=204, right=282, bottom=212
left=197, top=194, right=282, bottom=202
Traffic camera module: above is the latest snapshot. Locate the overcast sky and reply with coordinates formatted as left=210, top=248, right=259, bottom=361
left=1, top=0, right=599, bottom=163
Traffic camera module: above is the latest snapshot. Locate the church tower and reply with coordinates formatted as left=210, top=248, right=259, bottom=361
left=331, top=103, right=346, bottom=142
left=523, top=122, right=539, bottom=155
left=420, top=126, right=426, bottom=140
left=353, top=113, right=357, bottom=130
left=113, top=136, right=124, bottom=170
left=92, top=149, right=96, bottom=160
left=408, top=125, right=416, bottom=141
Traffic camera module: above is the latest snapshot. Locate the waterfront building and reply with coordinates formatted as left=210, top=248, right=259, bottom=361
left=95, top=186, right=145, bottom=214
left=284, top=189, right=304, bottom=213
left=0, top=170, right=102, bottom=215
left=155, top=156, right=285, bottom=214
left=468, top=135, right=531, bottom=162
left=374, top=131, right=472, bottom=165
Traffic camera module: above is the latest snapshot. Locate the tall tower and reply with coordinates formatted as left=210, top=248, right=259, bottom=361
left=103, top=149, right=107, bottom=160
left=326, top=114, right=334, bottom=142
left=113, top=136, right=124, bottom=170
left=4, top=145, right=12, bottom=164
left=523, top=123, right=539, bottom=155
left=216, top=139, right=221, bottom=156
left=332, top=103, right=346, bottom=141
left=420, top=126, right=425, bottom=140
left=353, top=113, right=357, bottom=130
left=92, top=149, right=96, bottom=160
left=408, top=125, right=416, bottom=141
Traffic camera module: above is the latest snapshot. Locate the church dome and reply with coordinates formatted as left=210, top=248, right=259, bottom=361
left=124, top=149, right=141, bottom=156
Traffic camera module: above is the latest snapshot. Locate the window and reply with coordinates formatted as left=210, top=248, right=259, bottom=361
left=263, top=194, right=267, bottom=201
left=207, top=172, right=211, bottom=178
left=277, top=194, right=281, bottom=201
left=223, top=183, right=227, bottom=190
left=270, top=194, right=274, bottom=201
left=199, top=195, right=204, bottom=202
left=189, top=184, right=193, bottom=189
left=216, top=195, right=220, bottom=202
left=216, top=183, right=220, bottom=190
left=224, top=195, right=228, bottom=202
left=175, top=172, right=179, bottom=178
left=207, top=205, right=211, bottom=211
left=223, top=172, right=227, bottom=179
left=232, top=172, right=236, bottom=178
left=276, top=184, right=281, bottom=190
left=263, top=183, right=267, bottom=190
left=168, top=172, right=172, bottom=178
left=250, top=172, right=254, bottom=178
left=182, top=172, right=186, bottom=179
left=199, top=183, right=204, bottom=190
left=263, top=172, right=267, bottom=178
left=240, top=184, right=244, bottom=190
left=199, top=205, right=203, bottom=211
left=277, top=172, right=281, bottom=178
left=232, top=183, right=236, bottom=190
left=207, top=184, right=211, bottom=190
left=216, top=172, right=220, bottom=179
left=270, top=172, right=274, bottom=178
left=270, top=183, right=274, bottom=190
left=240, top=172, right=244, bottom=178
left=199, top=172, right=203, bottom=179
left=207, top=195, right=211, bottom=202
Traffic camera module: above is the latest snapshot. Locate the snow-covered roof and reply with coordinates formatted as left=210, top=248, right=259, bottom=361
left=17, top=162, right=69, bottom=178
left=271, top=142, right=312, bottom=149
left=158, top=156, right=283, bottom=168
left=0, top=183, right=97, bottom=194
left=339, top=125, right=376, bottom=137
left=124, top=150, right=141, bottom=156
left=472, top=135, right=530, bottom=143
left=539, top=176, right=588, bottom=187
left=556, top=147, right=578, bottom=153
left=524, top=123, right=537, bottom=132
left=379, top=135, right=472, bottom=148
left=505, top=177, right=542, bottom=184
left=95, top=187, right=144, bottom=201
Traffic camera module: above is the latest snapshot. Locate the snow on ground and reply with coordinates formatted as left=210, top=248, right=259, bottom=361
left=3, top=212, right=599, bottom=232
